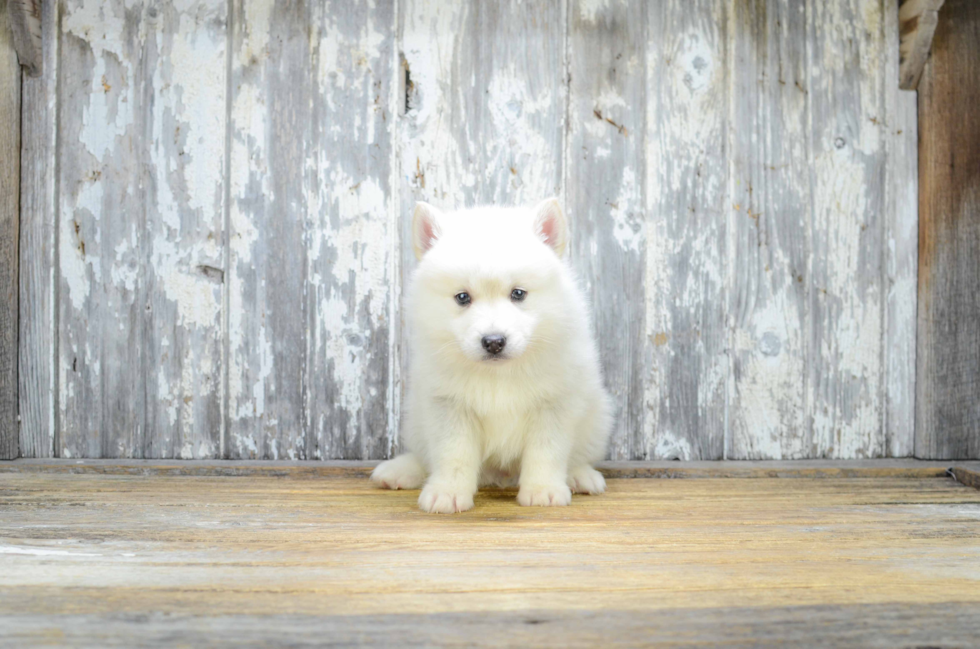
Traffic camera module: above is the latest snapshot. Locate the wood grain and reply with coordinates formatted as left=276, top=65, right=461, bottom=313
left=0, top=0, right=22, bottom=460
left=728, top=0, right=809, bottom=459
left=17, top=0, right=57, bottom=458
left=5, top=0, right=42, bottom=77
left=54, top=0, right=228, bottom=459
left=915, top=0, right=980, bottom=460
left=306, top=0, right=396, bottom=461
left=1, top=472, right=979, bottom=646
left=567, top=0, right=647, bottom=459
left=57, top=0, right=148, bottom=458
left=141, top=0, right=227, bottom=459
left=6, top=603, right=980, bottom=648
left=5, top=604, right=980, bottom=648
left=226, top=0, right=311, bottom=459
left=883, top=0, right=919, bottom=458
left=14, top=1, right=925, bottom=461
left=397, top=2, right=564, bottom=209
left=227, top=0, right=396, bottom=460
left=806, top=0, right=889, bottom=458
left=644, top=0, right=729, bottom=460
left=898, top=0, right=944, bottom=90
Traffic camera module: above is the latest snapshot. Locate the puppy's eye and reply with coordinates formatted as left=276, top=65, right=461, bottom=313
left=454, top=292, right=472, bottom=306
left=510, top=288, right=527, bottom=302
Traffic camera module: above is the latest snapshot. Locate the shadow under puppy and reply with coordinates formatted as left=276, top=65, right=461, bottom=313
left=372, top=198, right=612, bottom=513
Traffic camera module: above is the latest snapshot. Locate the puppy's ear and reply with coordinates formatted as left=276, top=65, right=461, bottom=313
left=533, top=197, right=568, bottom=258
left=412, top=202, right=443, bottom=260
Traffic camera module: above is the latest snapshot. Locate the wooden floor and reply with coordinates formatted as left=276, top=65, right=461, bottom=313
left=2, top=462, right=980, bottom=647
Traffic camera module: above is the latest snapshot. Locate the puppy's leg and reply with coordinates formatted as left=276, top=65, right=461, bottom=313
left=565, top=389, right=611, bottom=496
left=371, top=453, right=426, bottom=490
left=517, top=408, right=574, bottom=507
left=418, top=402, right=481, bottom=514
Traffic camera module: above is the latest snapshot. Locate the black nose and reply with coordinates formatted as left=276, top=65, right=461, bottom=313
left=481, top=334, right=507, bottom=355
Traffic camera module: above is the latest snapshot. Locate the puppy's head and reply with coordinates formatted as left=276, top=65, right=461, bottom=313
left=410, top=198, right=569, bottom=366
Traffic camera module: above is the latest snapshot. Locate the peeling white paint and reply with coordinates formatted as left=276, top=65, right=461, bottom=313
left=577, top=0, right=611, bottom=23
left=643, top=13, right=728, bottom=461
left=60, top=214, right=95, bottom=312
left=158, top=365, right=178, bottom=426
left=110, top=237, right=138, bottom=293
left=163, top=12, right=226, bottom=217
left=653, top=431, right=694, bottom=461
left=732, top=295, right=807, bottom=460
left=64, top=0, right=138, bottom=160
left=156, top=257, right=221, bottom=329
left=308, top=161, right=388, bottom=432
left=610, top=167, right=642, bottom=252
left=237, top=0, right=272, bottom=64
left=227, top=50, right=267, bottom=435
left=39, top=0, right=918, bottom=462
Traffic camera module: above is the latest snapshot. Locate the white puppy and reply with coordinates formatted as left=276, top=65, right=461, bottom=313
left=371, top=198, right=612, bottom=513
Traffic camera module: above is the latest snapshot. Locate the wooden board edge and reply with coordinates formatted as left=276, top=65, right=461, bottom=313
left=0, top=0, right=23, bottom=461
left=5, top=0, right=41, bottom=77
left=0, top=459, right=378, bottom=478
left=600, top=465, right=951, bottom=480
left=0, top=459, right=963, bottom=480
left=899, top=0, right=945, bottom=90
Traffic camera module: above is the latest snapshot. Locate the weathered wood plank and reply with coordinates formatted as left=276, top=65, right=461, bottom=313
left=227, top=0, right=396, bottom=460
left=396, top=2, right=566, bottom=455
left=728, top=0, right=809, bottom=459
left=567, top=1, right=647, bottom=460
left=1, top=472, right=980, bottom=648
left=57, top=0, right=149, bottom=458
left=915, top=0, right=980, bottom=460
left=5, top=0, right=41, bottom=77
left=398, top=2, right=564, bottom=209
left=0, top=0, right=22, bottom=460
left=17, top=0, right=56, bottom=459
left=644, top=0, right=729, bottom=460
left=806, top=0, right=888, bottom=458
left=227, top=0, right=313, bottom=459
left=4, top=603, right=980, bottom=648
left=57, top=0, right=226, bottom=459
left=898, top=0, right=944, bottom=90
left=883, top=0, right=918, bottom=458
left=141, top=1, right=227, bottom=459
left=306, top=0, right=396, bottom=460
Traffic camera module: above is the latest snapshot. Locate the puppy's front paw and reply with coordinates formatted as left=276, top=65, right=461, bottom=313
left=567, top=466, right=606, bottom=494
left=371, top=454, right=425, bottom=490
left=418, top=484, right=475, bottom=514
left=518, top=482, right=572, bottom=507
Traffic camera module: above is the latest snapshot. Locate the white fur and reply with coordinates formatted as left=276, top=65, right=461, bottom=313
left=372, top=198, right=612, bottom=513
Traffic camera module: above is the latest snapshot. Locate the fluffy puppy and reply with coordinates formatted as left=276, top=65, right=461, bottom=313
left=372, top=198, right=612, bottom=513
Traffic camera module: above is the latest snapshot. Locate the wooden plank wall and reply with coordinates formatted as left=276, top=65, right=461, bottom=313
left=18, top=0, right=922, bottom=461
left=915, top=0, right=980, bottom=459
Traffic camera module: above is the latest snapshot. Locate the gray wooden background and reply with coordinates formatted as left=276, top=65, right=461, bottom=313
left=18, top=0, right=919, bottom=461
